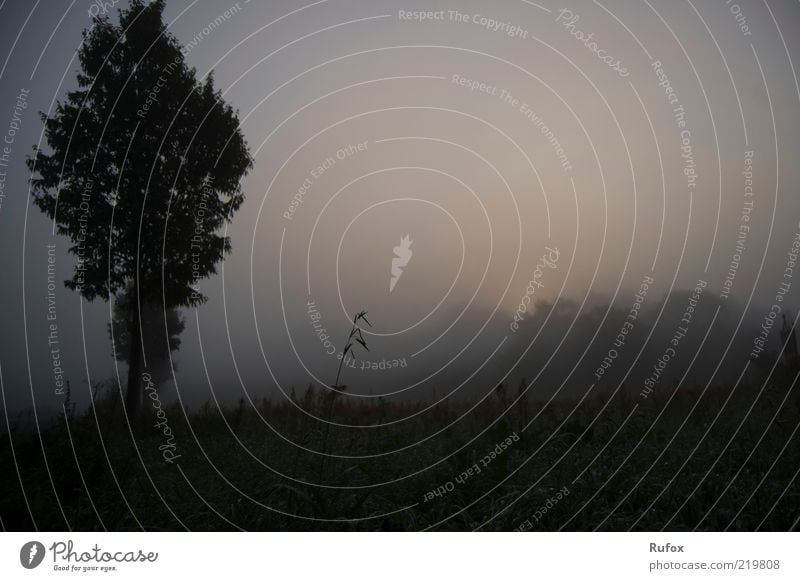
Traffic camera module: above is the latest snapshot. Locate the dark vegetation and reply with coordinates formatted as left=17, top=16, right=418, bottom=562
left=2, top=377, right=798, bottom=531
left=26, top=0, right=251, bottom=421
left=7, top=0, right=798, bottom=533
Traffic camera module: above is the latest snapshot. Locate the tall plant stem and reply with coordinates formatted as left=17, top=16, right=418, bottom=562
left=333, top=318, right=357, bottom=388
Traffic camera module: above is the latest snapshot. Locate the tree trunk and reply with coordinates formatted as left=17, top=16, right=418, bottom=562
left=125, top=299, right=142, bottom=423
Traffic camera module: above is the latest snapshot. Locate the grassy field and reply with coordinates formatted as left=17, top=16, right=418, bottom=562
left=2, top=378, right=799, bottom=531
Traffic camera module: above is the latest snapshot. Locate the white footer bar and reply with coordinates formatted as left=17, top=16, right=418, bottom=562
left=2, top=532, right=797, bottom=580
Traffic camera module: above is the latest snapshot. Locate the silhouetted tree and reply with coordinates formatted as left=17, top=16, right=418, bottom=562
left=27, top=0, right=252, bottom=420
left=109, top=284, right=185, bottom=388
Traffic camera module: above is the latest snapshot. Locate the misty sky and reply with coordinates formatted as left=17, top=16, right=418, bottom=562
left=1, top=0, right=800, bottom=417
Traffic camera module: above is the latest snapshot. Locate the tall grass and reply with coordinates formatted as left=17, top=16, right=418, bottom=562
left=317, top=310, right=371, bottom=487
left=1, top=378, right=798, bottom=531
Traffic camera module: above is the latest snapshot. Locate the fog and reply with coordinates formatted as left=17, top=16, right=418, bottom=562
left=2, top=0, right=800, bottom=425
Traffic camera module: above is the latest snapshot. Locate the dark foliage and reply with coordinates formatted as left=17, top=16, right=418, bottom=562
left=26, top=0, right=251, bottom=418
